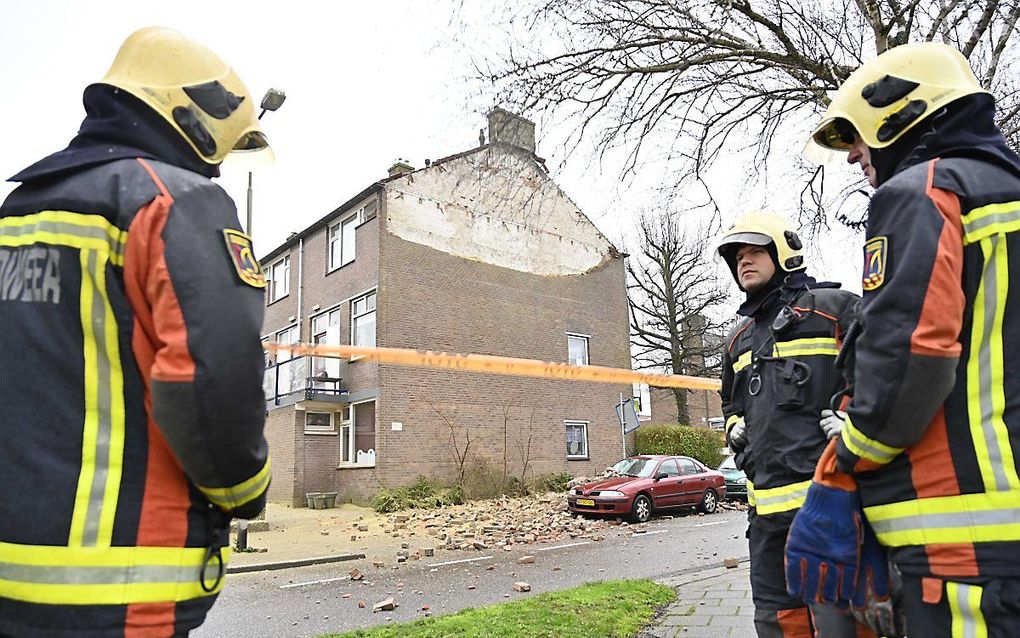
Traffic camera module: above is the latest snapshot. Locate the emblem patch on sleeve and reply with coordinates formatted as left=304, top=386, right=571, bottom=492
left=862, top=236, right=888, bottom=291
left=222, top=229, right=267, bottom=288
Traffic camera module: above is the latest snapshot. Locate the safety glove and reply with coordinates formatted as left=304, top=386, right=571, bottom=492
left=819, top=409, right=846, bottom=440
left=784, top=439, right=861, bottom=606
left=729, top=418, right=748, bottom=450
left=850, top=551, right=906, bottom=637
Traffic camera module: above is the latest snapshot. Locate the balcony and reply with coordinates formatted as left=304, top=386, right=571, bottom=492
left=264, top=354, right=348, bottom=408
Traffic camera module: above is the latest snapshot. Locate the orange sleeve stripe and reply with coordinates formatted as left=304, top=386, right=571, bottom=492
left=914, top=160, right=965, bottom=358
left=133, top=159, right=196, bottom=382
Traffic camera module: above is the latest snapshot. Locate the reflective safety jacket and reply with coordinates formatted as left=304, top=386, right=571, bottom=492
left=721, top=280, right=858, bottom=517
left=838, top=155, right=1020, bottom=579
left=0, top=157, right=271, bottom=637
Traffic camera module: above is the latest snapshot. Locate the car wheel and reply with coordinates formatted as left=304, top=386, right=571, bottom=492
left=699, top=489, right=718, bottom=514
left=631, top=494, right=652, bottom=523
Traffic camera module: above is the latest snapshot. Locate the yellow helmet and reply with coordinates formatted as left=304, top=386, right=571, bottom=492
left=808, top=42, right=987, bottom=157
left=99, top=27, right=270, bottom=165
left=717, top=211, right=805, bottom=274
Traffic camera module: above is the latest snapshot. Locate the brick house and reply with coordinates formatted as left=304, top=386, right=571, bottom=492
left=259, top=110, right=632, bottom=505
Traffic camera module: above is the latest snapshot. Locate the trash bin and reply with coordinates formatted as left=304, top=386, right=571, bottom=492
left=323, top=492, right=338, bottom=509
left=313, top=494, right=328, bottom=510
left=305, top=492, right=321, bottom=508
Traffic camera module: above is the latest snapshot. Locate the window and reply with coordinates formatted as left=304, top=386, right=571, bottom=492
left=310, top=308, right=343, bottom=381
left=327, top=200, right=378, bottom=271
left=680, top=458, right=703, bottom=475
left=565, top=421, right=589, bottom=459
left=633, top=383, right=652, bottom=418
left=352, top=291, right=377, bottom=347
left=658, top=459, right=680, bottom=477
left=275, top=325, right=299, bottom=360
left=261, top=336, right=272, bottom=368
left=567, top=334, right=589, bottom=366
left=268, top=256, right=290, bottom=303
left=304, top=411, right=335, bottom=434
left=340, top=401, right=376, bottom=466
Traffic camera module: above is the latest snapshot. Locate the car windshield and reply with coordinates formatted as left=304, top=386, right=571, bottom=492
left=719, top=455, right=737, bottom=470
left=611, top=458, right=658, bottom=478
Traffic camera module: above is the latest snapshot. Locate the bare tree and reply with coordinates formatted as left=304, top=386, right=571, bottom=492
left=432, top=404, right=473, bottom=487
left=629, top=211, right=729, bottom=425
left=477, top=0, right=1020, bottom=225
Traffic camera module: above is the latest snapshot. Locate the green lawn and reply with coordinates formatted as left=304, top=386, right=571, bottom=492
left=320, top=579, right=676, bottom=638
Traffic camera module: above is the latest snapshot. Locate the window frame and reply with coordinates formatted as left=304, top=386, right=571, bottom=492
left=326, top=200, right=379, bottom=273
left=351, top=290, right=377, bottom=349
left=567, top=333, right=590, bottom=366
left=267, top=255, right=290, bottom=304
left=565, top=420, right=590, bottom=460
left=339, top=400, right=376, bottom=467
left=304, top=410, right=336, bottom=435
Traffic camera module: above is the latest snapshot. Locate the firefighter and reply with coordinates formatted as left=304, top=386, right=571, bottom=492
left=0, top=27, right=272, bottom=636
left=786, top=41, right=1020, bottom=636
left=718, top=212, right=871, bottom=638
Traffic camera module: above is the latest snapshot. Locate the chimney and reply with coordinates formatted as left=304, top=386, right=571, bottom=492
left=387, top=158, right=415, bottom=178
left=487, top=107, right=536, bottom=153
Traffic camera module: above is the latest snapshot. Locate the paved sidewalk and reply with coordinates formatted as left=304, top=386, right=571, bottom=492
left=641, top=561, right=755, bottom=638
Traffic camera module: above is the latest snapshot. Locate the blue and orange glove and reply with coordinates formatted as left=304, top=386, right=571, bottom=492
left=784, top=439, right=861, bottom=606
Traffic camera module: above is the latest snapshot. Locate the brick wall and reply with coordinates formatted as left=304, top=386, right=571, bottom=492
left=357, top=226, right=632, bottom=503
left=264, top=408, right=299, bottom=505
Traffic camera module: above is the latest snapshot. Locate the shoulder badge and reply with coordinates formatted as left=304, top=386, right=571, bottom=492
left=862, top=236, right=888, bottom=291
left=222, top=229, right=267, bottom=288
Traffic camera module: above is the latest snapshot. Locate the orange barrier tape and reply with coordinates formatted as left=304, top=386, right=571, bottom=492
left=268, top=342, right=721, bottom=391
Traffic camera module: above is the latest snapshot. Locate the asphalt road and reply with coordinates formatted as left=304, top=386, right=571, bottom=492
left=195, top=507, right=750, bottom=638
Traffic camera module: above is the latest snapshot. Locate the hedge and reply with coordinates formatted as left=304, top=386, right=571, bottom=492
left=635, top=424, right=726, bottom=468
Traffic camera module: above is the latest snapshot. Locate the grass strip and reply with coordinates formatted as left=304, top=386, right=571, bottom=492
left=320, top=578, right=676, bottom=638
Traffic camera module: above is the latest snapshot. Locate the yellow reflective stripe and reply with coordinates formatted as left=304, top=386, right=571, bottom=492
left=751, top=479, right=812, bottom=515
left=68, top=251, right=126, bottom=548
left=948, top=582, right=987, bottom=638
left=968, top=237, right=1020, bottom=492
left=841, top=415, right=903, bottom=465
left=746, top=480, right=756, bottom=506
left=961, top=200, right=1020, bottom=245
left=733, top=350, right=752, bottom=374
left=772, top=337, right=839, bottom=358
left=98, top=251, right=126, bottom=544
left=70, top=251, right=99, bottom=547
left=0, top=542, right=228, bottom=605
left=864, top=489, right=1020, bottom=546
left=198, top=458, right=272, bottom=510
left=0, top=211, right=127, bottom=265
left=725, top=414, right=743, bottom=433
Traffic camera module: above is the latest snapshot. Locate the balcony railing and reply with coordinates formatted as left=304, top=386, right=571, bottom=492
left=264, top=354, right=348, bottom=406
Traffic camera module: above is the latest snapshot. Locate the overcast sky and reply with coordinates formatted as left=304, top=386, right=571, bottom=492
left=0, top=0, right=865, bottom=298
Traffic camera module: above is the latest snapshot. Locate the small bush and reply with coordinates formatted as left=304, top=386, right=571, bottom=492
left=533, top=472, right=574, bottom=493
left=371, top=476, right=465, bottom=513
left=635, top=424, right=725, bottom=468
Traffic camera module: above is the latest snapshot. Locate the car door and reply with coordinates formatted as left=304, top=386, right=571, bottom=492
left=678, top=457, right=707, bottom=504
left=651, top=459, right=683, bottom=509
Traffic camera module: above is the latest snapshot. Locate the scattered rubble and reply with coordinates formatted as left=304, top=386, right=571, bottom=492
left=513, top=582, right=531, bottom=592
left=349, top=568, right=364, bottom=581
left=723, top=557, right=741, bottom=569
left=373, top=597, right=396, bottom=613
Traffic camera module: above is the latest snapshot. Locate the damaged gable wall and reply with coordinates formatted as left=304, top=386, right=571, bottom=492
left=383, top=146, right=614, bottom=276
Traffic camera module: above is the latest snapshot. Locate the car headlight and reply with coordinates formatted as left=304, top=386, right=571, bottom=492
left=598, top=490, right=626, bottom=497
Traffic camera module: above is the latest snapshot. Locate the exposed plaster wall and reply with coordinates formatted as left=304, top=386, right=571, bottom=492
left=384, top=146, right=612, bottom=276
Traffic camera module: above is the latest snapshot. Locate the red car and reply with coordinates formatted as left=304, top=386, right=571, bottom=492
left=567, top=455, right=726, bottom=523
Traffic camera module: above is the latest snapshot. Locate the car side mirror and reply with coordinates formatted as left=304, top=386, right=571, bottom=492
left=654, top=472, right=668, bottom=481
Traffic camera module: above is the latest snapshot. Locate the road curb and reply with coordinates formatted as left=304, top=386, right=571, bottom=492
left=654, top=555, right=751, bottom=587
left=227, top=552, right=366, bottom=574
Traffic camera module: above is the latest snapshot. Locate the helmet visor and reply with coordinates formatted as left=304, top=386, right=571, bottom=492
left=233, top=130, right=270, bottom=152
